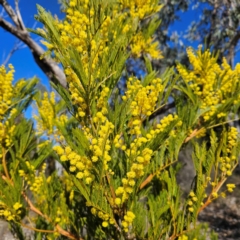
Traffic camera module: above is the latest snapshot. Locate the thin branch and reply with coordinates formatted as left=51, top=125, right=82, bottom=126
left=2, top=171, right=80, bottom=239
left=147, top=101, right=175, bottom=123
left=0, top=5, right=6, bottom=17
left=14, top=0, right=25, bottom=30
left=139, top=160, right=178, bottom=190
left=22, top=192, right=47, bottom=218
left=0, top=0, right=20, bottom=27
left=22, top=192, right=81, bottom=240
left=20, top=222, right=55, bottom=233
left=2, top=40, right=26, bottom=65
left=31, top=20, right=38, bottom=30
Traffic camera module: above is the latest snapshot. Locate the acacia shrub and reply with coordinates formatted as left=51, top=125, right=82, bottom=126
left=0, top=1, right=239, bottom=239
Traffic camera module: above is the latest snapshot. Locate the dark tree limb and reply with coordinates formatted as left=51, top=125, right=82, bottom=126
left=0, top=0, right=67, bottom=88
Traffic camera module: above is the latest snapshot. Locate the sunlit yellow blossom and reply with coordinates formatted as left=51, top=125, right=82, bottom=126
left=0, top=64, right=14, bottom=119
left=121, top=211, right=135, bottom=232
left=179, top=235, right=188, bottom=240
left=13, top=202, right=22, bottom=210
left=131, top=32, right=162, bottom=59
left=177, top=47, right=240, bottom=123
left=226, top=183, right=235, bottom=192
left=34, top=92, right=56, bottom=134
left=0, top=65, right=17, bottom=148
left=120, top=0, right=162, bottom=19
left=212, top=192, right=218, bottom=198
left=124, top=77, right=164, bottom=132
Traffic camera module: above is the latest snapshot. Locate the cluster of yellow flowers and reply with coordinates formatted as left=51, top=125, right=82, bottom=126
left=177, top=47, right=240, bottom=121
left=119, top=0, right=161, bottom=19
left=219, top=155, right=237, bottom=177
left=57, top=1, right=89, bottom=54
left=130, top=32, right=162, bottom=59
left=91, top=109, right=115, bottom=172
left=40, top=0, right=99, bottom=119
left=54, top=0, right=118, bottom=80
left=19, top=162, right=46, bottom=195
left=90, top=207, right=115, bottom=228
left=178, top=235, right=188, bottom=240
left=123, top=77, right=163, bottom=123
left=179, top=235, right=197, bottom=240
left=53, top=145, right=94, bottom=184
left=89, top=121, right=114, bottom=170
left=121, top=211, right=135, bottom=232
left=187, top=191, right=198, bottom=213
left=0, top=121, right=15, bottom=149
left=113, top=134, right=153, bottom=202
left=155, top=114, right=179, bottom=133
left=50, top=0, right=129, bottom=120
left=226, top=127, right=238, bottom=152
left=96, top=87, right=109, bottom=114
left=114, top=114, right=178, bottom=157
left=34, top=92, right=56, bottom=134
left=115, top=147, right=152, bottom=202
left=210, top=182, right=236, bottom=199
left=65, top=68, right=87, bottom=119
left=219, top=127, right=238, bottom=176
left=0, top=64, right=14, bottom=118
left=226, top=183, right=236, bottom=192
left=53, top=110, right=114, bottom=185
left=202, top=127, right=238, bottom=201
left=0, top=201, right=22, bottom=221
left=39, top=0, right=163, bottom=123
left=125, top=137, right=148, bottom=157
left=34, top=92, right=68, bottom=136
left=113, top=106, right=179, bottom=203
left=0, top=65, right=16, bottom=152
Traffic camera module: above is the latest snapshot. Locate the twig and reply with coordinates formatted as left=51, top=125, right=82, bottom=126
left=139, top=160, right=178, bottom=190
left=22, top=192, right=48, bottom=219
left=20, top=222, right=55, bottom=233
left=197, top=162, right=239, bottom=214
left=0, top=6, right=6, bottom=17
left=184, top=128, right=199, bottom=143
left=106, top=173, right=116, bottom=200
left=2, top=40, right=26, bottom=65
left=14, top=0, right=25, bottom=30
left=148, top=101, right=175, bottom=122
left=1, top=174, right=79, bottom=239
left=0, top=0, right=20, bottom=27
left=22, top=192, right=80, bottom=239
